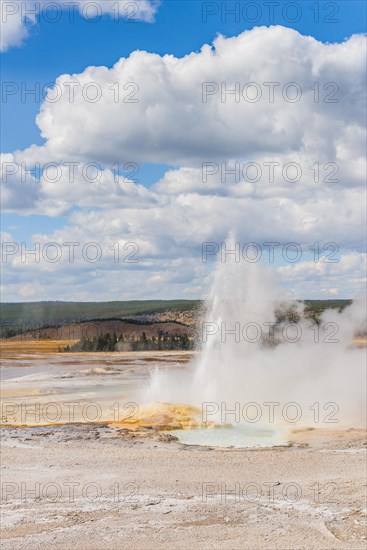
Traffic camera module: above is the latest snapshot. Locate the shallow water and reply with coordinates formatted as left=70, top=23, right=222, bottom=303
left=167, top=424, right=286, bottom=448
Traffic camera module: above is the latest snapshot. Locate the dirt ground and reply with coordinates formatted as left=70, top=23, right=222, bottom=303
left=1, top=424, right=366, bottom=550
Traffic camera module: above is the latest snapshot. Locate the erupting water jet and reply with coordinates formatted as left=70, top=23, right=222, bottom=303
left=142, top=236, right=366, bottom=447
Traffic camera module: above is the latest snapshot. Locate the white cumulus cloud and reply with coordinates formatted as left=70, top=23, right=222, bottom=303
left=15, top=26, right=366, bottom=168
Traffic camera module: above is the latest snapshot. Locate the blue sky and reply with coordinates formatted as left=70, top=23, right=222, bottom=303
left=2, top=1, right=366, bottom=151
left=1, top=1, right=366, bottom=300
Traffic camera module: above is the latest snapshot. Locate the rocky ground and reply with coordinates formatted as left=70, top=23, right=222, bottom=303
left=1, top=424, right=366, bottom=550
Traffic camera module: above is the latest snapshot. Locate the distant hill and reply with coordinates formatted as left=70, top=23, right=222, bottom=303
left=0, top=299, right=356, bottom=349
left=0, top=299, right=352, bottom=332
left=0, top=300, right=200, bottom=326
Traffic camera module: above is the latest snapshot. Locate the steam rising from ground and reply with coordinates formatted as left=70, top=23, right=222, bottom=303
left=144, top=238, right=366, bottom=428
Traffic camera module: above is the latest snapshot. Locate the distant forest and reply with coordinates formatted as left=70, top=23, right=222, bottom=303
left=62, top=331, right=194, bottom=352
left=0, top=299, right=351, bottom=326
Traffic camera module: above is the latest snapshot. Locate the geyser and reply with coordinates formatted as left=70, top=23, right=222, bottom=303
left=143, top=237, right=366, bottom=437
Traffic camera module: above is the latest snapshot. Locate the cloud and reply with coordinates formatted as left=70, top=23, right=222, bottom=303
left=2, top=219, right=365, bottom=300
left=0, top=1, right=32, bottom=52
left=0, top=153, right=39, bottom=210
left=0, top=154, right=160, bottom=214
left=15, top=26, right=366, bottom=168
left=277, top=252, right=367, bottom=299
left=0, top=0, right=160, bottom=52
left=1, top=26, right=366, bottom=300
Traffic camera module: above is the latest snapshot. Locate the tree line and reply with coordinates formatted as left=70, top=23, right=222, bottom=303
left=62, top=330, right=194, bottom=352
